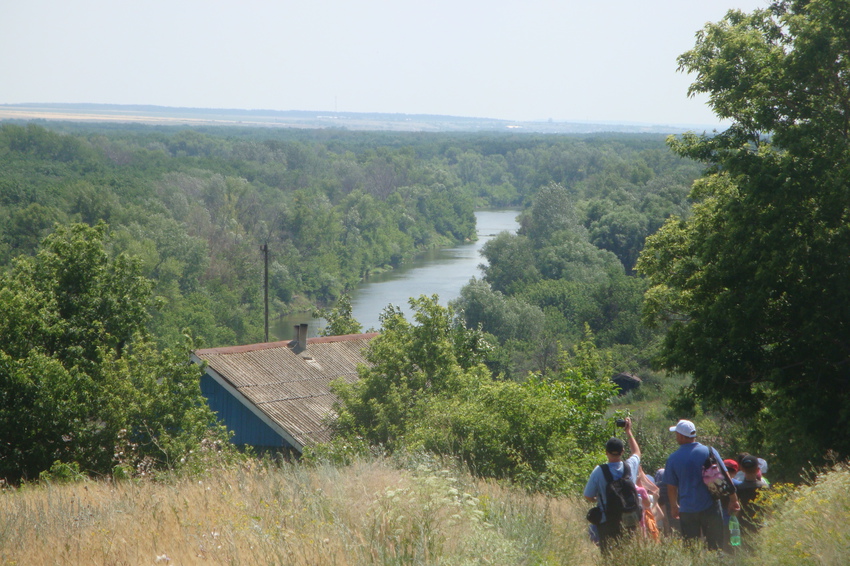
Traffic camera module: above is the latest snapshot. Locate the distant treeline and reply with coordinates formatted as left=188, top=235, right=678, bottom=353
left=0, top=122, right=701, bottom=355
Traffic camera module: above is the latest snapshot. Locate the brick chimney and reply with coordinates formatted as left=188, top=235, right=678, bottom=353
left=291, top=323, right=309, bottom=353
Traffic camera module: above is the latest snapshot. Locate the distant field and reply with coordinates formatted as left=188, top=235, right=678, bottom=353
left=0, top=105, right=225, bottom=127
left=0, top=104, right=365, bottom=129
left=0, top=103, right=689, bottom=134
left=0, top=103, right=518, bottom=132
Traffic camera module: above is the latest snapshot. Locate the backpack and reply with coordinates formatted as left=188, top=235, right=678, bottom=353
left=702, top=447, right=735, bottom=500
left=601, top=462, right=642, bottom=528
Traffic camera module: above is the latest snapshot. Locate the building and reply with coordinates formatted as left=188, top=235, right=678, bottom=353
left=191, top=324, right=377, bottom=454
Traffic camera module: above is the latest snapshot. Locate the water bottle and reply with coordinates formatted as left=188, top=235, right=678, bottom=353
left=729, top=515, right=741, bottom=547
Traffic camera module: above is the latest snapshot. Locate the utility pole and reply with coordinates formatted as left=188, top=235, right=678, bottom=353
left=261, top=243, right=269, bottom=342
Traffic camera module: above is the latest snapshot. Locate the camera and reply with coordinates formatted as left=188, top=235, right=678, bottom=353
left=615, top=418, right=626, bottom=427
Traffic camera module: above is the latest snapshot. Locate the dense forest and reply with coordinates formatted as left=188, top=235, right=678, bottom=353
left=1, top=1, right=848, bottom=528
left=0, top=120, right=712, bottom=483
left=0, top=122, right=701, bottom=360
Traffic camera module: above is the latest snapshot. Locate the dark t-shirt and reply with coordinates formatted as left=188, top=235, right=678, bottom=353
left=735, top=478, right=768, bottom=532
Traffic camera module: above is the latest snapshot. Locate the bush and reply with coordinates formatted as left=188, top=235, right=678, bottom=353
left=39, top=461, right=86, bottom=484
left=332, top=299, right=618, bottom=493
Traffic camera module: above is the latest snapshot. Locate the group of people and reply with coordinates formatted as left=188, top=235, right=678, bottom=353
left=583, top=418, right=769, bottom=553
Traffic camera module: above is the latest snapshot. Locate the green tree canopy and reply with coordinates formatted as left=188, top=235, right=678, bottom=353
left=0, top=223, right=221, bottom=481
left=330, top=296, right=617, bottom=492
left=314, top=293, right=365, bottom=336
left=452, top=278, right=546, bottom=342
left=637, top=0, right=850, bottom=476
left=331, top=295, right=491, bottom=449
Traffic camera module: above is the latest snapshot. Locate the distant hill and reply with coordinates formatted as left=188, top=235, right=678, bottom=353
left=0, top=103, right=712, bottom=134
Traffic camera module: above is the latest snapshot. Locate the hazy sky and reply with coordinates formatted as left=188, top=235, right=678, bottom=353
left=1, top=1, right=769, bottom=127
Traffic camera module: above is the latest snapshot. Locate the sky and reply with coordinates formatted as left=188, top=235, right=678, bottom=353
left=1, top=0, right=769, bottom=128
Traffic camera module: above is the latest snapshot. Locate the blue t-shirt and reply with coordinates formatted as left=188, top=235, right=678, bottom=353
left=583, top=454, right=640, bottom=524
left=664, top=442, right=727, bottom=514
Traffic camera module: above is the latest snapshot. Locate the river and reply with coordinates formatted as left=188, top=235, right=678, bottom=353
left=273, top=209, right=520, bottom=339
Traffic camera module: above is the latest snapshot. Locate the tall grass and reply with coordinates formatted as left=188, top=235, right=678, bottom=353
left=0, top=458, right=597, bottom=565
left=2, top=457, right=847, bottom=565
left=744, top=463, right=850, bottom=566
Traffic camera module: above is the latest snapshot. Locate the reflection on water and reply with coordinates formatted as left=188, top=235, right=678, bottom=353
left=273, top=209, right=520, bottom=340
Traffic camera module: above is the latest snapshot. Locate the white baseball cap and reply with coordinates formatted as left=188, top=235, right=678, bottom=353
left=669, top=419, right=697, bottom=437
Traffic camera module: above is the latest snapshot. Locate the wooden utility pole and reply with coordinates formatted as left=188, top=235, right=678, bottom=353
left=261, top=243, right=269, bottom=342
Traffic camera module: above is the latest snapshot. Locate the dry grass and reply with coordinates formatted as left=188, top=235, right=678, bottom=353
left=0, top=459, right=598, bottom=565
left=7, top=455, right=844, bottom=565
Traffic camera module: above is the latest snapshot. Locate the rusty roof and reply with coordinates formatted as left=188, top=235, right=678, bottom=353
left=193, top=332, right=378, bottom=450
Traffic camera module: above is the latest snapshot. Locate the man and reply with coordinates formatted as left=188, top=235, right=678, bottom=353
left=664, top=419, right=740, bottom=550
left=584, top=417, right=641, bottom=552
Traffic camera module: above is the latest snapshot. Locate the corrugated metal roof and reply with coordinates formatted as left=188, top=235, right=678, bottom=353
left=194, top=333, right=378, bottom=449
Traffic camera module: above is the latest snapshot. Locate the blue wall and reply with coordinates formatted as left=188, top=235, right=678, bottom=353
left=201, top=373, right=292, bottom=450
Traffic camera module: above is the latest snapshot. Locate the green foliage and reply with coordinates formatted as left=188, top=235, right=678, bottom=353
left=0, top=122, right=706, bottom=486
left=0, top=223, right=220, bottom=481
left=332, top=295, right=491, bottom=450
left=476, top=180, right=667, bottom=371
left=450, top=278, right=549, bottom=379
left=0, top=123, right=488, bottom=347
left=6, top=223, right=154, bottom=367
left=0, top=351, right=92, bottom=480
left=313, top=293, right=365, bottom=336
left=587, top=202, right=649, bottom=272
left=451, top=278, right=545, bottom=345
left=331, top=299, right=617, bottom=493
left=38, top=460, right=86, bottom=484
left=638, top=0, right=850, bottom=477
left=478, top=232, right=540, bottom=295
left=520, top=182, right=582, bottom=241
left=0, top=121, right=699, bottom=357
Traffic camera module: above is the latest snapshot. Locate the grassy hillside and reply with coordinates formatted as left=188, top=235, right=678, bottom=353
left=0, top=457, right=594, bottom=565
left=2, top=455, right=845, bottom=565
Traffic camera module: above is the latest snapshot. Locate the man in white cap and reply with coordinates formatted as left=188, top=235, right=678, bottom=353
left=664, top=419, right=739, bottom=550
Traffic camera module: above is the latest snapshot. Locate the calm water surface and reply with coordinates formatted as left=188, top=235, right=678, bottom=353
left=274, top=209, right=519, bottom=339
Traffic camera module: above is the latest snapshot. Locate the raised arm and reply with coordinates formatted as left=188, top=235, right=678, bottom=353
left=624, top=417, right=640, bottom=458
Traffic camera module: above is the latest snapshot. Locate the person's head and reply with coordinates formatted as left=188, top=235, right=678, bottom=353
left=740, top=453, right=760, bottom=478
left=605, top=437, right=625, bottom=462
left=669, top=419, right=697, bottom=444
left=724, top=459, right=739, bottom=475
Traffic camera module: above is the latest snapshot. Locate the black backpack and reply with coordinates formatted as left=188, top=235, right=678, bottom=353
left=601, top=462, right=642, bottom=528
